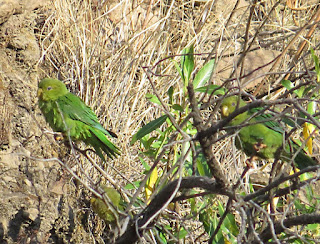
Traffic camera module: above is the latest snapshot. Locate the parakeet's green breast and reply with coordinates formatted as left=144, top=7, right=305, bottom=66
left=38, top=78, right=70, bottom=133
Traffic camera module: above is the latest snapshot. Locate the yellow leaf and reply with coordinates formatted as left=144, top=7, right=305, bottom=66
left=303, top=122, right=315, bottom=155
left=223, top=237, right=232, bottom=244
left=145, top=167, right=158, bottom=204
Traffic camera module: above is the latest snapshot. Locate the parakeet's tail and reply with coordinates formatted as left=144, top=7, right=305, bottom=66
left=88, top=128, right=121, bottom=161
left=291, top=143, right=317, bottom=170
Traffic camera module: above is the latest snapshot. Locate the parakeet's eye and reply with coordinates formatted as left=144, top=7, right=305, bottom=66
left=232, top=102, right=236, bottom=107
left=47, top=86, right=52, bottom=91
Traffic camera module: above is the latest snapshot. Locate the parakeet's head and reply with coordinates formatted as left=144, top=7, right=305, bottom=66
left=220, top=96, right=246, bottom=118
left=38, top=78, right=68, bottom=101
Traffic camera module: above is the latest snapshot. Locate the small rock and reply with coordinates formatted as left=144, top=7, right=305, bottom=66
left=3, top=176, right=16, bottom=183
left=0, top=154, right=19, bottom=168
left=250, top=171, right=269, bottom=189
left=36, top=161, right=45, bottom=171
left=9, top=29, right=41, bottom=66
left=215, top=49, right=282, bottom=89
left=24, top=178, right=33, bottom=187
left=27, top=207, right=39, bottom=221
left=0, top=0, right=17, bottom=25
left=50, top=179, right=67, bottom=195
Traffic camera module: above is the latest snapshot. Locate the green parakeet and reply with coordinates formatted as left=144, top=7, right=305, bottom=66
left=90, top=186, right=123, bottom=224
left=38, top=78, right=120, bottom=160
left=221, top=96, right=317, bottom=169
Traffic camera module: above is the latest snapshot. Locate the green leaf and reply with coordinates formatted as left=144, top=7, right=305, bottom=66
left=193, top=59, right=215, bottom=88
left=176, top=227, right=188, bottom=239
left=184, top=159, right=193, bottom=176
left=196, top=154, right=212, bottom=177
left=194, top=85, right=225, bottom=95
left=141, top=136, right=157, bottom=150
left=281, top=79, right=294, bottom=90
left=158, top=230, right=168, bottom=243
left=124, top=181, right=140, bottom=190
left=311, top=48, right=320, bottom=82
left=196, top=160, right=205, bottom=176
left=199, top=208, right=224, bottom=243
left=294, top=199, right=304, bottom=211
left=281, top=80, right=305, bottom=98
left=307, top=223, right=320, bottom=231
left=172, top=59, right=183, bottom=79
left=307, top=101, right=316, bottom=115
left=217, top=201, right=238, bottom=236
left=189, top=198, right=196, bottom=214
left=172, top=104, right=183, bottom=112
left=295, top=87, right=305, bottom=98
left=131, top=115, right=169, bottom=144
left=146, top=93, right=161, bottom=105
left=140, top=157, right=151, bottom=170
left=168, top=86, right=174, bottom=105
left=181, top=45, right=194, bottom=84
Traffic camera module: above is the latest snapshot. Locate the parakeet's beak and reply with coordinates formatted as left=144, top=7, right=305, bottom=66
left=37, top=88, right=43, bottom=98
left=221, top=105, right=229, bottom=117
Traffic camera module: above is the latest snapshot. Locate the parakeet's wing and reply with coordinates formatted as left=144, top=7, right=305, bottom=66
left=56, top=93, right=116, bottom=137
left=248, top=107, right=317, bottom=168
left=248, top=107, right=284, bottom=134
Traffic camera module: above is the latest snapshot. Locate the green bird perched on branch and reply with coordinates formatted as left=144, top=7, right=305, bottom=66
left=220, top=96, right=317, bottom=169
left=38, top=78, right=120, bottom=160
left=90, top=186, right=123, bottom=225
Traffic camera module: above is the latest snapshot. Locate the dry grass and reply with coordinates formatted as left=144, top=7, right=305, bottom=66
left=36, top=0, right=320, bottom=242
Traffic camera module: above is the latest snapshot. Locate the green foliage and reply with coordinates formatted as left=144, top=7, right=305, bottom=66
left=129, top=45, right=320, bottom=243
left=181, top=45, right=194, bottom=85
left=124, top=181, right=140, bottom=190
left=146, top=93, right=162, bottom=105
left=193, top=59, right=215, bottom=88
left=199, top=199, right=238, bottom=244
left=311, top=48, right=320, bottom=82
left=131, top=44, right=218, bottom=173
left=293, top=173, right=320, bottom=214
left=195, top=84, right=225, bottom=95
left=156, top=225, right=188, bottom=243
left=282, top=49, right=320, bottom=155
left=131, top=115, right=169, bottom=145
left=129, top=46, right=320, bottom=243
left=130, top=45, right=224, bottom=241
left=281, top=80, right=305, bottom=98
